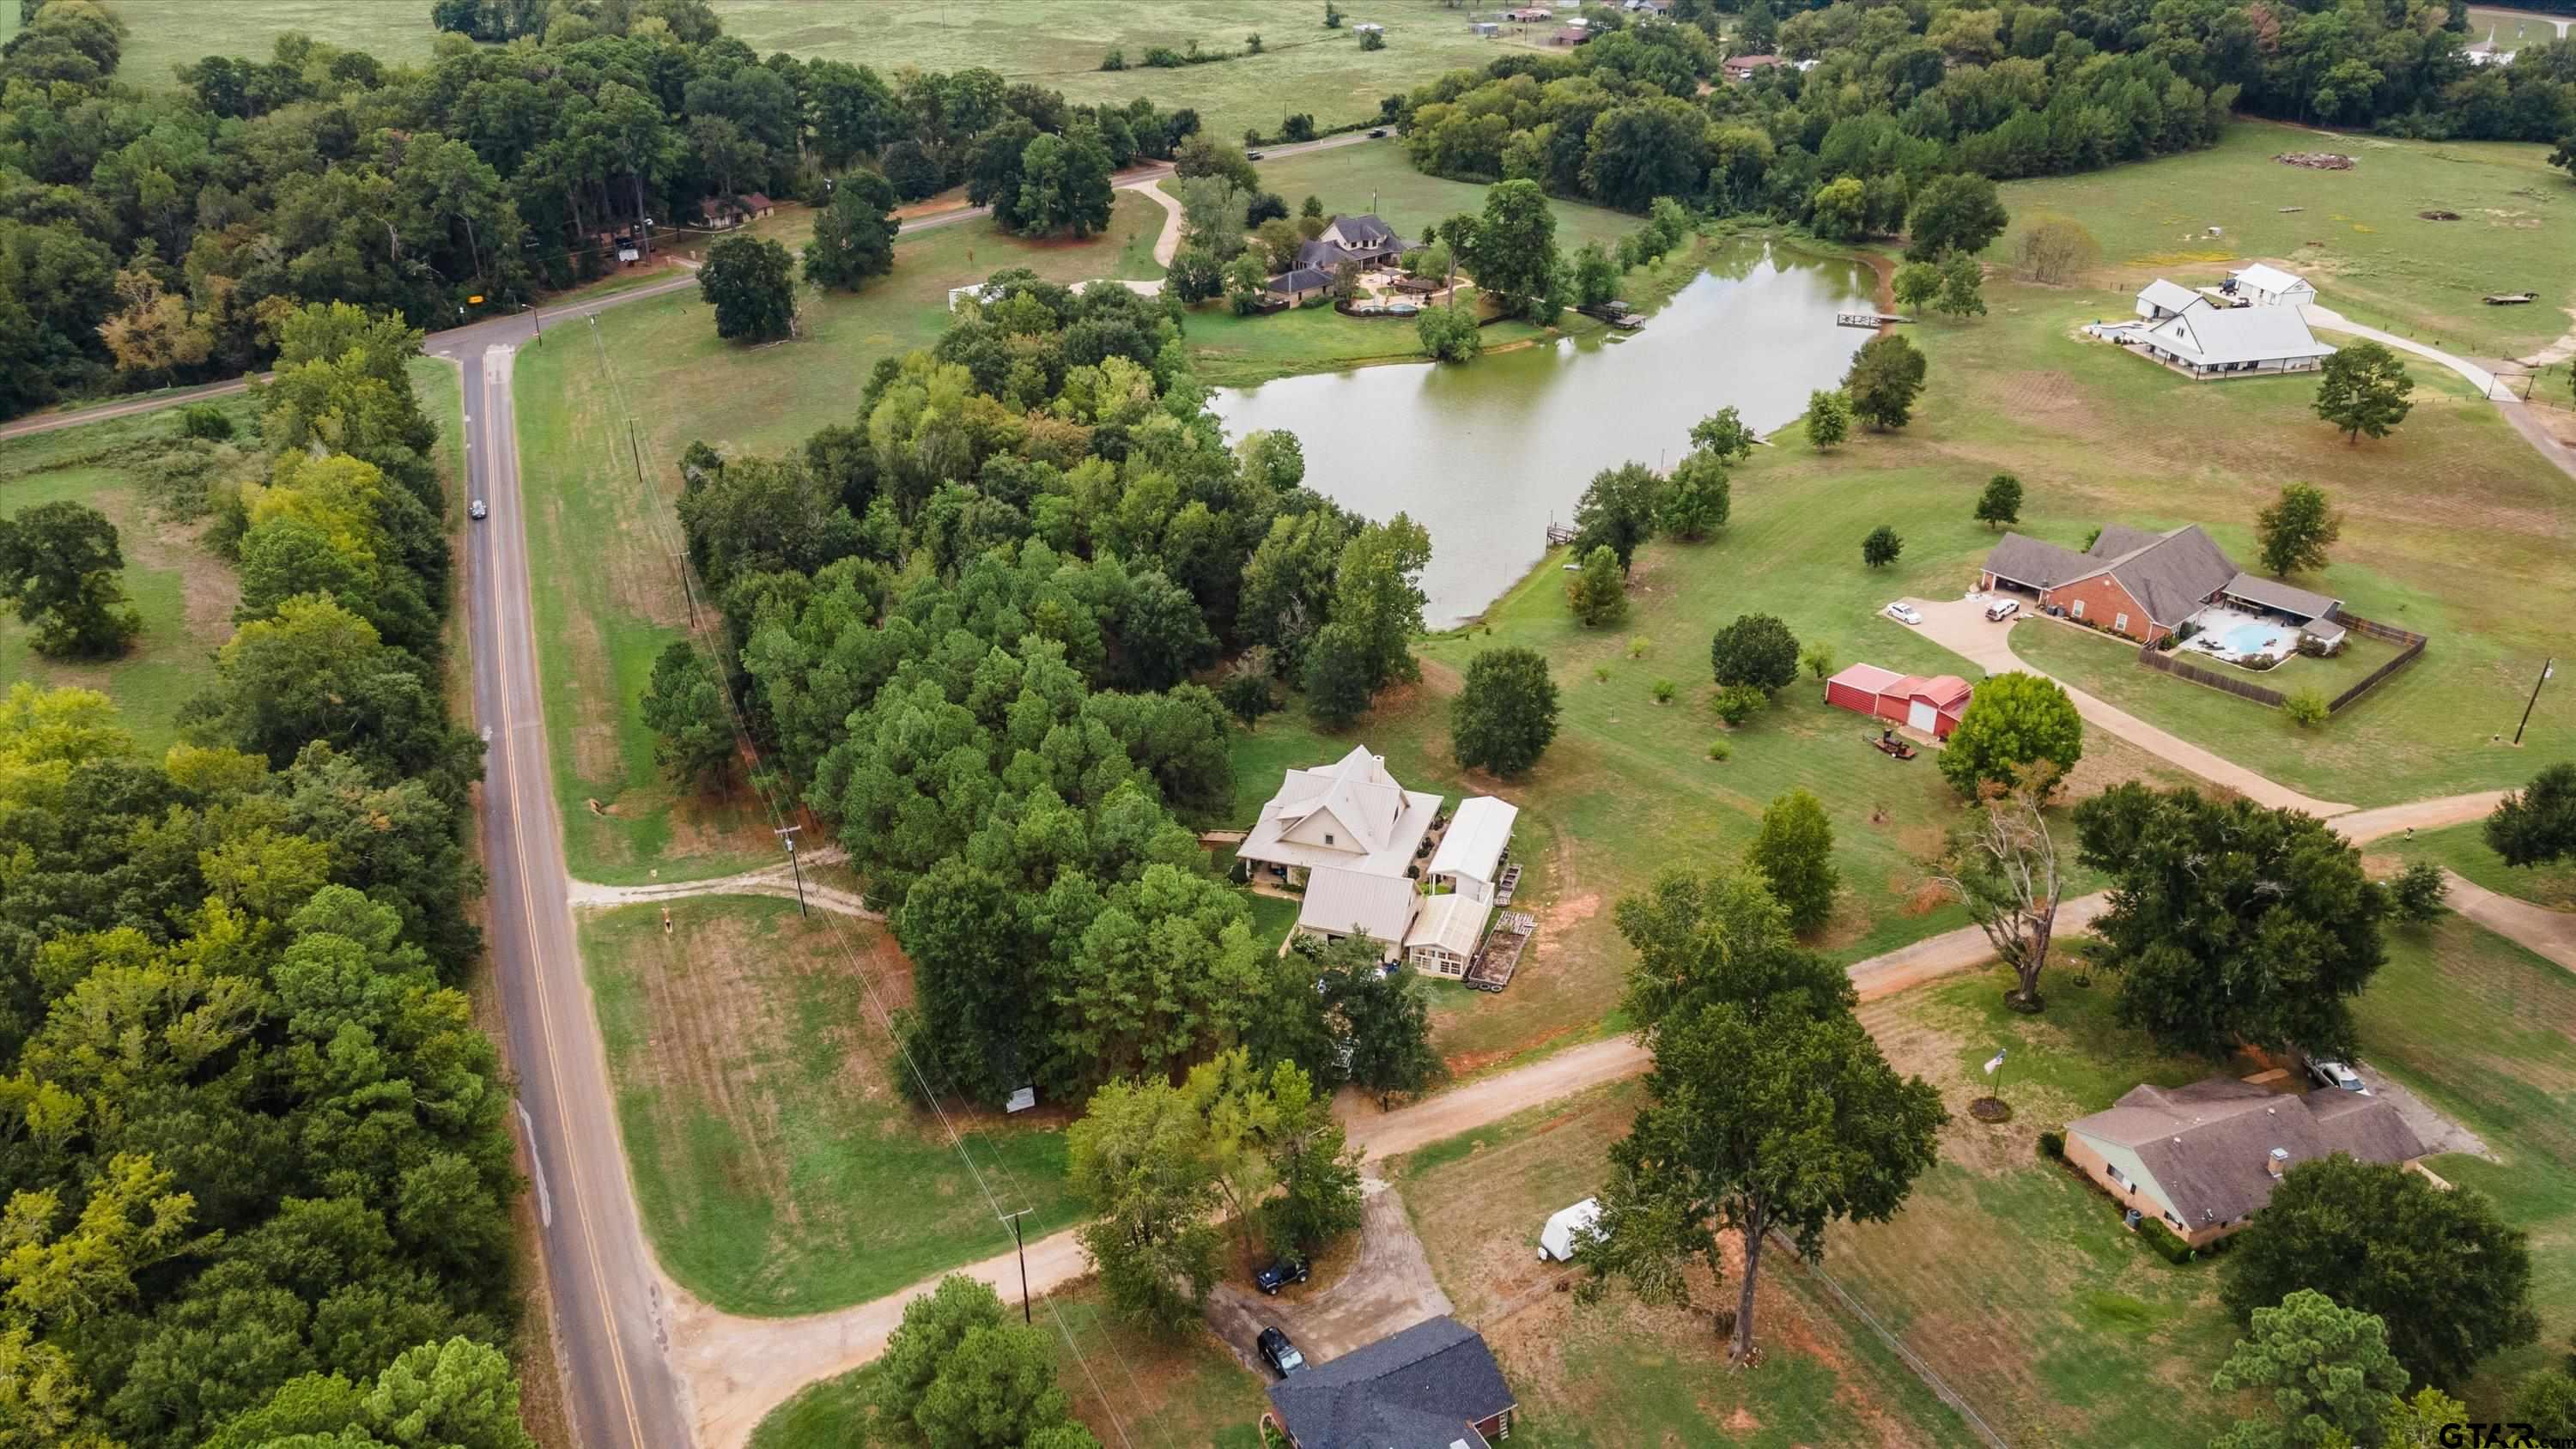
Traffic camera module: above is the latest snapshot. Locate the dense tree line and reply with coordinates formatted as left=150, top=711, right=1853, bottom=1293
left=655, top=271, right=1437, bottom=1108
left=1394, top=5, right=2576, bottom=233
left=0, top=0, right=1207, bottom=419
left=0, top=301, right=518, bottom=1447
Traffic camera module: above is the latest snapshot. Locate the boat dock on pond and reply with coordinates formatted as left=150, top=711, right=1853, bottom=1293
left=1837, top=311, right=1912, bottom=328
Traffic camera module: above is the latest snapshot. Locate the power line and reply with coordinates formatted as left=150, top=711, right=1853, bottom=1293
left=570, top=316, right=1182, bottom=1449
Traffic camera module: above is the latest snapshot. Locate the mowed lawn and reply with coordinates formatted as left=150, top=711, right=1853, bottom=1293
left=2391, top=818, right=2576, bottom=909
left=750, top=1282, right=1267, bottom=1449
left=1993, top=118, right=2576, bottom=361
left=1386, top=1081, right=1985, bottom=1447
left=1825, top=912, right=2576, bottom=1442
left=581, top=895, right=1083, bottom=1317
left=1175, top=143, right=1650, bottom=385
left=1748, top=272, right=2576, bottom=810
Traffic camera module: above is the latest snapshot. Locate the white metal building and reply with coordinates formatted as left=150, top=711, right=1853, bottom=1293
left=1426, top=797, right=1518, bottom=905
left=1403, top=893, right=1489, bottom=977
left=1295, top=865, right=1419, bottom=955
left=2227, top=263, right=2317, bottom=308
left=2133, top=304, right=2336, bottom=378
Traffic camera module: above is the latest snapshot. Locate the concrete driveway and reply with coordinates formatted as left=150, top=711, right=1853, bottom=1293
left=1897, top=596, right=2356, bottom=816
left=1206, top=1179, right=1454, bottom=1374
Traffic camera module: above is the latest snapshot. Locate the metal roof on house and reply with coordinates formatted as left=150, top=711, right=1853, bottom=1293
left=2069, top=1077, right=2425, bottom=1229
left=2220, top=572, right=2340, bottom=621
left=1298, top=865, right=1419, bottom=944
left=1404, top=892, right=1490, bottom=957
left=1267, top=1317, right=1515, bottom=1449
left=1428, top=797, right=1516, bottom=886
left=2142, top=305, right=2336, bottom=367
left=1240, top=747, right=1442, bottom=876
left=2136, top=279, right=2208, bottom=314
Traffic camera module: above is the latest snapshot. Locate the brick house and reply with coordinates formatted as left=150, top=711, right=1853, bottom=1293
left=2065, top=1076, right=2425, bottom=1247
left=1979, top=524, right=2340, bottom=646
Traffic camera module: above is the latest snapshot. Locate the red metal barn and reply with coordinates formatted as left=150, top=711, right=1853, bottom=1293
left=1824, top=664, right=1973, bottom=739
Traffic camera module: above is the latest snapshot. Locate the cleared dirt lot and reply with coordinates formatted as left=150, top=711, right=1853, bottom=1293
left=1206, top=1178, right=1454, bottom=1373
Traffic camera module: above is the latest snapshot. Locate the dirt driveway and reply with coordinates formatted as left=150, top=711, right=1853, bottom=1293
left=1206, top=1178, right=1454, bottom=1373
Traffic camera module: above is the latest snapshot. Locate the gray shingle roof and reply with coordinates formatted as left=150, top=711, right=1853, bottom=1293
left=2094, top=524, right=2239, bottom=627
left=2070, top=1078, right=2426, bottom=1229
left=1333, top=213, right=1399, bottom=249
left=1267, top=1317, right=1514, bottom=1449
left=1270, top=266, right=1334, bottom=293
left=2220, top=572, right=2340, bottom=621
left=1983, top=532, right=2093, bottom=589
left=2087, top=524, right=2162, bottom=559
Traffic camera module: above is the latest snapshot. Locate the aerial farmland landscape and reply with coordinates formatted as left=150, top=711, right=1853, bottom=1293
left=2, top=1, right=2573, bottom=1446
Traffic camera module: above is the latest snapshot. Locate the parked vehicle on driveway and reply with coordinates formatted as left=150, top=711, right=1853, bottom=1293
left=1255, top=1256, right=1309, bottom=1294
left=1985, top=598, right=2021, bottom=622
left=2308, top=1058, right=2368, bottom=1094
left=1257, top=1325, right=1306, bottom=1377
left=1882, top=602, right=1923, bottom=625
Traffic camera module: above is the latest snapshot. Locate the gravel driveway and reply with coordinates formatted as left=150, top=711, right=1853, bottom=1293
left=1206, top=1178, right=1454, bottom=1373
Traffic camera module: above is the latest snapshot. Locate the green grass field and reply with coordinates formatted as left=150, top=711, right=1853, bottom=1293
left=750, top=1282, right=1267, bottom=1449
left=1825, top=910, right=2576, bottom=1442
left=1994, top=118, right=2576, bottom=361
left=1385, top=1080, right=1985, bottom=1446
left=94, top=0, right=1542, bottom=142
left=581, top=896, right=1084, bottom=1318
left=2392, top=818, right=2576, bottom=909
left=1765, top=270, right=2576, bottom=811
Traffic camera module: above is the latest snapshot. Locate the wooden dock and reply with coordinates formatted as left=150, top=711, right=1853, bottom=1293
left=1544, top=521, right=1579, bottom=546
left=1836, top=312, right=1912, bottom=329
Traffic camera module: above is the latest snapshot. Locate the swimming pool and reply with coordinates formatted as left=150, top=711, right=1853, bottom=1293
left=2206, top=619, right=2292, bottom=658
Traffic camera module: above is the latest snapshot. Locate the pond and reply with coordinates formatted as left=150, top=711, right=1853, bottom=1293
left=1210, top=239, right=1880, bottom=627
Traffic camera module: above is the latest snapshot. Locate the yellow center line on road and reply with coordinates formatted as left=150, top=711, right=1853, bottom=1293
left=482, top=349, right=653, bottom=1449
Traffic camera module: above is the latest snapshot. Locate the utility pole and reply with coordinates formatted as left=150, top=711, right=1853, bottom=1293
left=2514, top=658, right=2555, bottom=745
left=775, top=825, right=808, bottom=916
left=1001, top=1207, right=1035, bottom=1323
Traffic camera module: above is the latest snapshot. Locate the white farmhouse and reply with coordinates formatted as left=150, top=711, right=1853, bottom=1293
left=2134, top=278, right=2210, bottom=322
left=2132, top=304, right=2336, bottom=379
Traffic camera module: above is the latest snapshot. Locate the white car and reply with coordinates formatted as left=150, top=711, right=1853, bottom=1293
left=2309, top=1058, right=2368, bottom=1094
left=469, top=499, right=489, bottom=521
left=1882, top=602, right=1923, bottom=626
left=1984, top=598, right=2021, bottom=622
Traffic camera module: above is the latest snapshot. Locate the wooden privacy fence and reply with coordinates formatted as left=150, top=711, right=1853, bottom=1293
left=2136, top=645, right=2290, bottom=706
left=2129, top=609, right=2427, bottom=715
left=2324, top=611, right=2428, bottom=714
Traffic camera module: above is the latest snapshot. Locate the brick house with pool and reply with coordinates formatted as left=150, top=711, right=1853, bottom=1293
left=1979, top=524, right=2342, bottom=647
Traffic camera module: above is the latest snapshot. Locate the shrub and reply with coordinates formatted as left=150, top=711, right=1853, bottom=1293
left=1144, top=45, right=1183, bottom=67
left=2282, top=687, right=2330, bottom=727
left=1281, top=112, right=1317, bottom=142
left=1712, top=682, right=1768, bottom=726
left=1359, top=27, right=1385, bottom=50
left=1652, top=679, right=1675, bottom=704
left=1628, top=636, right=1650, bottom=659
left=2389, top=860, right=2449, bottom=922
left=2038, top=1130, right=2066, bottom=1160
left=1593, top=664, right=1611, bottom=683
left=2137, top=1217, right=2196, bottom=1265
left=1800, top=639, right=1837, bottom=681
left=1862, top=524, right=1904, bottom=568
left=1416, top=305, right=1480, bottom=363
left=177, top=403, right=234, bottom=440
left=1706, top=740, right=1730, bottom=761
left=1101, top=48, right=1127, bottom=70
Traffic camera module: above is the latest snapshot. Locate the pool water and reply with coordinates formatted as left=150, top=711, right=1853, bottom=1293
left=2208, top=620, right=2292, bottom=656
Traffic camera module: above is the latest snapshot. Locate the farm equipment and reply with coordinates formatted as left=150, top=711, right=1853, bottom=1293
left=1868, top=730, right=1918, bottom=761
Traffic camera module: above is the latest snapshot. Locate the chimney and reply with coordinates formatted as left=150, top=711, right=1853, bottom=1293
left=2266, top=1147, right=2289, bottom=1178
